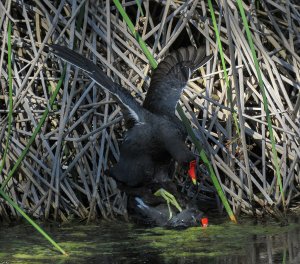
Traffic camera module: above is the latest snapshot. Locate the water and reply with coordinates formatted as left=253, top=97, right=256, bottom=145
left=0, top=215, right=300, bottom=264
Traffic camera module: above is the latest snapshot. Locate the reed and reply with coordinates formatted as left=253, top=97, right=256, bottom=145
left=113, top=0, right=237, bottom=222
left=0, top=0, right=299, bottom=224
left=0, top=20, right=66, bottom=255
left=236, top=0, right=285, bottom=209
left=0, top=21, right=12, bottom=176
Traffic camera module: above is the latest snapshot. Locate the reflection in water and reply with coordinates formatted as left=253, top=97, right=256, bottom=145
left=0, top=216, right=299, bottom=264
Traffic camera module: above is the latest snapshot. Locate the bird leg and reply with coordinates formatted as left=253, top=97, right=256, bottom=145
left=154, top=188, right=183, bottom=219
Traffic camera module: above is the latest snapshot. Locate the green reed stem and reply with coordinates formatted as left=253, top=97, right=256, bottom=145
left=1, top=67, right=66, bottom=190
left=0, top=188, right=67, bottom=255
left=208, top=0, right=240, bottom=135
left=236, top=0, right=285, bottom=207
left=0, top=21, right=67, bottom=255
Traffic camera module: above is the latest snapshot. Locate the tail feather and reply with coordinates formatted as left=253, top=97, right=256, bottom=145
left=135, top=197, right=149, bottom=210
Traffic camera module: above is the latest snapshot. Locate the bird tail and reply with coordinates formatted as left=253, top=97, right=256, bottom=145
left=135, top=197, right=150, bottom=210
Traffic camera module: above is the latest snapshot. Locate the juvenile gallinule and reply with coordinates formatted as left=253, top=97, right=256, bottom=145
left=50, top=44, right=212, bottom=189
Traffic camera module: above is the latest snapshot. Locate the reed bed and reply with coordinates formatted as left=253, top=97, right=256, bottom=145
left=0, top=0, right=299, bottom=223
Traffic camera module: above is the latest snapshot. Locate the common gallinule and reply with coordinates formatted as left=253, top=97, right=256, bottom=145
left=50, top=44, right=212, bottom=188
left=134, top=196, right=205, bottom=228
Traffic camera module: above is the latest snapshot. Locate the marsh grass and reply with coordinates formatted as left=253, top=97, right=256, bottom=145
left=0, top=0, right=299, bottom=225
left=0, top=20, right=66, bottom=255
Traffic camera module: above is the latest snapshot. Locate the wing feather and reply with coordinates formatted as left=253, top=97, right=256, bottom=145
left=143, top=46, right=212, bottom=116
left=50, top=44, right=144, bottom=127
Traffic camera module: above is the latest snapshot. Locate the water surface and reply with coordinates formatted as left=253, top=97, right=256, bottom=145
left=1, top=215, right=300, bottom=263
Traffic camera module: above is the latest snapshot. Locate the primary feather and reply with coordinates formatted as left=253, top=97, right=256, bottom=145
left=143, top=46, right=212, bottom=116
left=50, top=44, right=212, bottom=187
left=50, top=44, right=144, bottom=127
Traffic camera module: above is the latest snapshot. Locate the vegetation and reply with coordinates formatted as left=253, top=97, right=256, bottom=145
left=0, top=0, right=299, bottom=227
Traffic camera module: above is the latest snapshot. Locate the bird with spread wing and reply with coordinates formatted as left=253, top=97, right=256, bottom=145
left=50, top=44, right=212, bottom=222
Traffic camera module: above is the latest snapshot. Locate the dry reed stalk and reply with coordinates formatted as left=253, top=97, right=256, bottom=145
left=0, top=0, right=299, bottom=221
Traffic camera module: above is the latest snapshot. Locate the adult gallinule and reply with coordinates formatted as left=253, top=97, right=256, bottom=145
left=134, top=196, right=205, bottom=228
left=50, top=45, right=212, bottom=188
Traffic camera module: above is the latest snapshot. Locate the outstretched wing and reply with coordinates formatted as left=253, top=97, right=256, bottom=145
left=50, top=44, right=144, bottom=127
left=143, top=46, right=212, bottom=116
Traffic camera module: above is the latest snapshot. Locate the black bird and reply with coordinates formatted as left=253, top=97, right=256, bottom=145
left=50, top=44, right=212, bottom=188
left=134, top=197, right=205, bottom=229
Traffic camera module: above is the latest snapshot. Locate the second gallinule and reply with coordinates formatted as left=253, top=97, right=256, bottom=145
left=134, top=196, right=205, bottom=228
left=50, top=44, right=212, bottom=188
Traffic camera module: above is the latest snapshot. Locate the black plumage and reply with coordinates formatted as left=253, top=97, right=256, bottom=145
left=134, top=197, right=204, bottom=228
left=50, top=44, right=212, bottom=187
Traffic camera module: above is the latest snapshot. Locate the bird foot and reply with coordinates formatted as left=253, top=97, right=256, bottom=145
left=154, top=188, right=183, bottom=219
